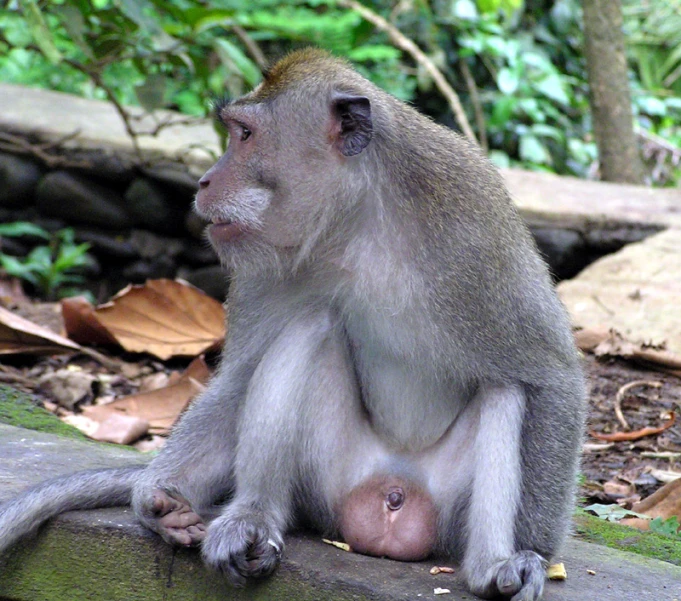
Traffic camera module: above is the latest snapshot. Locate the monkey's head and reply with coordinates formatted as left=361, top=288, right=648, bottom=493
left=195, top=49, right=378, bottom=265
left=338, top=474, right=438, bottom=562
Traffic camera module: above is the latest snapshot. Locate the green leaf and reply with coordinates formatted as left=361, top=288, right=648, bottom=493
left=0, top=222, right=50, bottom=239
left=348, top=45, right=401, bottom=62
left=534, top=73, right=570, bottom=105
left=135, top=73, right=168, bottom=112
left=497, top=68, right=519, bottom=95
left=519, top=134, right=551, bottom=165
left=0, top=254, right=38, bottom=286
left=214, top=38, right=262, bottom=88
left=54, top=4, right=94, bottom=60
left=583, top=503, right=650, bottom=522
left=18, top=0, right=62, bottom=64
left=452, top=0, right=479, bottom=20
left=649, top=516, right=681, bottom=538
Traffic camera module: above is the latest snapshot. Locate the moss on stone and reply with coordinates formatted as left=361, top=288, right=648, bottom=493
left=0, top=383, right=87, bottom=440
left=574, top=510, right=681, bottom=566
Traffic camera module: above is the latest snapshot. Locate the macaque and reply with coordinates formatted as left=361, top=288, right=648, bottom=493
left=0, top=49, right=585, bottom=601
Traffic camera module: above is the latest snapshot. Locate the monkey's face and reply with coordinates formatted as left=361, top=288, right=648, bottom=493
left=195, top=88, right=374, bottom=261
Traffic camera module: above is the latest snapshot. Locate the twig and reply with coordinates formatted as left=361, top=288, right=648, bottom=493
left=337, top=0, right=477, bottom=144
left=232, top=26, right=267, bottom=70
left=0, top=132, right=91, bottom=169
left=459, top=59, right=487, bottom=152
left=614, top=379, right=662, bottom=431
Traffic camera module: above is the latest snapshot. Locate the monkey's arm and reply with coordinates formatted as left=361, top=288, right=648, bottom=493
left=0, top=465, right=144, bottom=555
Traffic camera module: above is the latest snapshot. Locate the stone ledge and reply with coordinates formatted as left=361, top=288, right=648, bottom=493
left=2, top=424, right=681, bottom=601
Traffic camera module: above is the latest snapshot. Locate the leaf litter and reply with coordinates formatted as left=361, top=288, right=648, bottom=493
left=1, top=278, right=223, bottom=449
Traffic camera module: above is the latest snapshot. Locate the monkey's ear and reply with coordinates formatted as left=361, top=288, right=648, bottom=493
left=332, top=94, right=373, bottom=157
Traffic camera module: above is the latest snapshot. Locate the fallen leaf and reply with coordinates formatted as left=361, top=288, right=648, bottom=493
left=61, top=296, right=118, bottom=346
left=322, top=539, right=352, bottom=552
left=0, top=305, right=80, bottom=354
left=594, top=330, right=681, bottom=377
left=547, top=563, right=567, bottom=580
left=621, top=478, right=681, bottom=532
left=574, top=326, right=610, bottom=352
left=590, top=411, right=676, bottom=442
left=90, top=413, right=149, bottom=445
left=60, top=414, right=99, bottom=437
left=38, top=368, right=97, bottom=410
left=93, top=279, right=225, bottom=360
left=84, top=376, right=205, bottom=435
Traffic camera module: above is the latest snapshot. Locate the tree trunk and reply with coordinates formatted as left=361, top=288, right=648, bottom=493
left=583, top=0, right=644, bottom=184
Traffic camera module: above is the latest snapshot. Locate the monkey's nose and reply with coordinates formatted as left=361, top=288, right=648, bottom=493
left=198, top=176, right=210, bottom=189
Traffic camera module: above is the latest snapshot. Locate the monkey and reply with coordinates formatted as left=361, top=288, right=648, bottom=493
left=0, top=48, right=585, bottom=601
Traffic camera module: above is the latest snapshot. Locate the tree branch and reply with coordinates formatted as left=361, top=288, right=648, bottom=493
left=338, top=0, right=477, bottom=144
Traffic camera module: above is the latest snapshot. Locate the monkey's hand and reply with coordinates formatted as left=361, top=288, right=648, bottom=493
left=134, top=489, right=206, bottom=547
left=466, top=550, right=547, bottom=601
left=201, top=505, right=285, bottom=586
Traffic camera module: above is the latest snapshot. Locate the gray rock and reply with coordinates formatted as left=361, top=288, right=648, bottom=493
left=74, top=228, right=140, bottom=260
left=124, top=178, right=187, bottom=235
left=1, top=423, right=680, bottom=601
left=122, top=256, right=176, bottom=283
left=179, top=239, right=219, bottom=266
left=128, top=229, right=184, bottom=260
left=141, top=163, right=199, bottom=199
left=0, top=153, right=43, bottom=208
left=35, top=171, right=131, bottom=229
left=531, top=227, right=584, bottom=280
left=185, top=210, right=209, bottom=239
left=181, top=265, right=228, bottom=300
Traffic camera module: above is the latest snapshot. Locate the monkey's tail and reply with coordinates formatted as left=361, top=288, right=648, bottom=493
left=0, top=465, right=144, bottom=555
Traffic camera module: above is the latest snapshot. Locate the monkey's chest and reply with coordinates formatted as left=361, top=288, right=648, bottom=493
left=345, top=314, right=463, bottom=452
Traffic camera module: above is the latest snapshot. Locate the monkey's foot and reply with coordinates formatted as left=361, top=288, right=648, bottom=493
left=138, top=489, right=206, bottom=547
left=466, top=551, right=547, bottom=601
left=201, top=506, right=284, bottom=586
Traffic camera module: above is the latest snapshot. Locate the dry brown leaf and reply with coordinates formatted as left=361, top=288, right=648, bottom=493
left=61, top=296, right=118, bottom=346
left=574, top=326, right=610, bottom=352
left=620, top=478, right=681, bottom=532
left=90, top=279, right=226, bottom=360
left=82, top=358, right=211, bottom=436
left=594, top=330, right=681, bottom=377
left=0, top=304, right=80, bottom=355
left=91, top=413, right=149, bottom=445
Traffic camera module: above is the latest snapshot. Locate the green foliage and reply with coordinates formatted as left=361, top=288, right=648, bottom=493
left=650, top=516, right=681, bottom=540
left=0, top=223, right=94, bottom=301
left=0, top=0, right=678, bottom=181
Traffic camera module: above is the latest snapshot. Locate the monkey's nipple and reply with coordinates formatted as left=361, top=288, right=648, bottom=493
left=386, top=487, right=405, bottom=511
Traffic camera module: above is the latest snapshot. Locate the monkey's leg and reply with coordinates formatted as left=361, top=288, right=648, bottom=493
left=201, top=312, right=370, bottom=585
left=131, top=358, right=250, bottom=547
left=461, top=384, right=547, bottom=601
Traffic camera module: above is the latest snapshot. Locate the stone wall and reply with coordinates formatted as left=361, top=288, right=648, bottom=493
left=0, top=152, right=225, bottom=301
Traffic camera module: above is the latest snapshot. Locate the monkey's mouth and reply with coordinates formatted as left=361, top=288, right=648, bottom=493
left=208, top=220, right=250, bottom=243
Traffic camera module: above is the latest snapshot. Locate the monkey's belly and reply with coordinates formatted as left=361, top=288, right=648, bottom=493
left=338, top=474, right=437, bottom=561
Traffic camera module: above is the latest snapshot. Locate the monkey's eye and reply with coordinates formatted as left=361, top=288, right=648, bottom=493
left=240, top=127, right=252, bottom=142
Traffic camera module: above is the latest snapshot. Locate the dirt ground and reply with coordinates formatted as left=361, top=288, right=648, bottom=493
left=582, top=354, right=681, bottom=506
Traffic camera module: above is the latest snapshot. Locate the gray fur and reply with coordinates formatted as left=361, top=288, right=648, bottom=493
left=0, top=49, right=585, bottom=601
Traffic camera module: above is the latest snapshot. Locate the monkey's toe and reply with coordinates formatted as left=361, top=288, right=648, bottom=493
left=140, top=489, right=206, bottom=547
left=201, top=508, right=284, bottom=586
left=466, top=550, right=546, bottom=601
left=496, top=551, right=546, bottom=601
